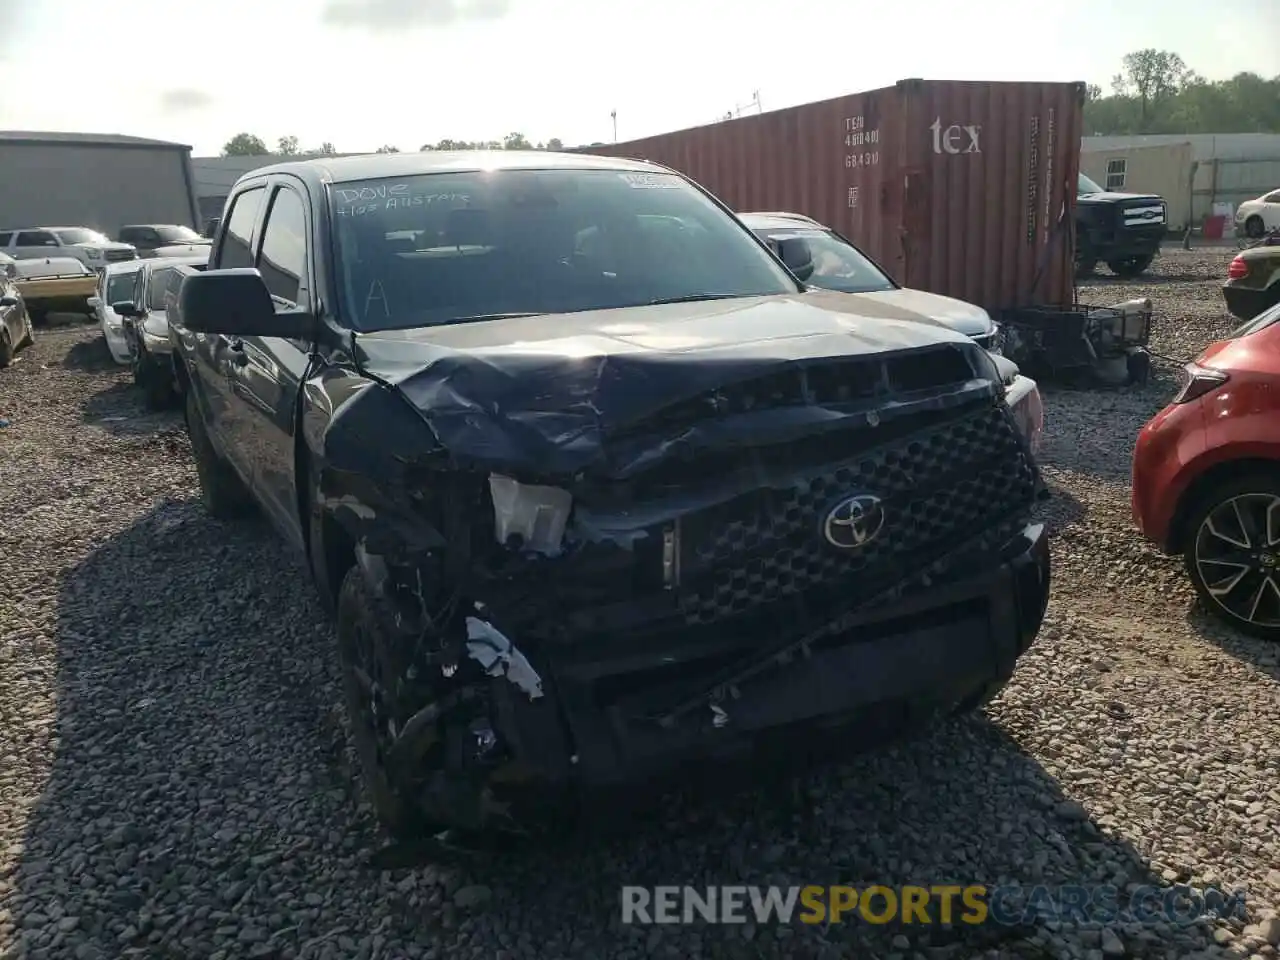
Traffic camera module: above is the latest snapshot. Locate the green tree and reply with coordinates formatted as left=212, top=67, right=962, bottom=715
left=375, top=144, right=400, bottom=153
left=546, top=137, right=564, bottom=150
left=277, top=135, right=300, bottom=156
left=503, top=132, right=532, bottom=150
left=222, top=132, right=269, bottom=156
left=1111, top=49, right=1190, bottom=130
left=1084, top=50, right=1280, bottom=135
left=312, top=141, right=337, bottom=156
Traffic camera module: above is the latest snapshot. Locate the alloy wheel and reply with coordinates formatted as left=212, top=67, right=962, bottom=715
left=1193, top=492, right=1280, bottom=628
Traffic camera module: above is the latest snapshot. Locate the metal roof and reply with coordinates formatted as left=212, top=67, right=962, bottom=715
left=0, top=130, right=192, bottom=150
left=234, top=150, right=669, bottom=187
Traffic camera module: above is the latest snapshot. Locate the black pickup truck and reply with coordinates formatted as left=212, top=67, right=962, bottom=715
left=168, top=151, right=1050, bottom=841
left=1075, top=172, right=1168, bottom=278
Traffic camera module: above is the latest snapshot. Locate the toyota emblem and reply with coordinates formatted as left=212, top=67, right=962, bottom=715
left=821, top=494, right=886, bottom=550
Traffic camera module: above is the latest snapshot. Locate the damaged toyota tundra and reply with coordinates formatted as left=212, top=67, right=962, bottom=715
left=170, top=151, right=1051, bottom=844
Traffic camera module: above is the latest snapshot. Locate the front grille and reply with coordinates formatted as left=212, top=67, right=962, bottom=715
left=104, top=249, right=136, bottom=262
left=676, top=401, right=1035, bottom=623
left=1118, top=201, right=1165, bottom=234
left=613, top=345, right=979, bottom=442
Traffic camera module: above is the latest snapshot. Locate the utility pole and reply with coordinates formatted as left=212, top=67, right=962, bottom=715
left=611, top=110, right=617, bottom=143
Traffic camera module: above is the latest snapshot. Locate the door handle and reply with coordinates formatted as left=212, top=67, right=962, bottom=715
left=228, top=339, right=249, bottom=368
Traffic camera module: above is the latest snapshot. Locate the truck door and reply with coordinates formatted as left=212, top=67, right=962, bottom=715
left=188, top=184, right=268, bottom=498
left=220, top=180, right=313, bottom=550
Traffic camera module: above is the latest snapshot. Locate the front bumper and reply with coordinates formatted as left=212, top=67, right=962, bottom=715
left=1082, top=229, right=1162, bottom=261
left=493, top=522, right=1050, bottom=787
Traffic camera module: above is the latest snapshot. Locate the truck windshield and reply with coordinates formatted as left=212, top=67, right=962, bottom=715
left=54, top=228, right=109, bottom=245
left=155, top=225, right=203, bottom=242
left=753, top=227, right=895, bottom=294
left=329, top=168, right=799, bottom=331
left=1078, top=173, right=1104, bottom=195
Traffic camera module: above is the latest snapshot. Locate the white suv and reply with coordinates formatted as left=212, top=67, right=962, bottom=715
left=0, top=227, right=137, bottom=272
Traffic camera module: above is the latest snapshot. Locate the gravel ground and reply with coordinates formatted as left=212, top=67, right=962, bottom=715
left=2, top=248, right=1279, bottom=960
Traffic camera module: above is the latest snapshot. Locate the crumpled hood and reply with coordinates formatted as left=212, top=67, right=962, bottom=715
left=839, top=288, right=994, bottom=338
left=351, top=293, right=996, bottom=477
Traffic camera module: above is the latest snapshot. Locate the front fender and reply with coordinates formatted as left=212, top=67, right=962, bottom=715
left=305, top=367, right=450, bottom=558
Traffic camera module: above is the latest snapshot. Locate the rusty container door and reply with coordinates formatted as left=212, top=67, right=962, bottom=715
left=897, top=79, right=1083, bottom=311
left=582, top=79, right=1084, bottom=312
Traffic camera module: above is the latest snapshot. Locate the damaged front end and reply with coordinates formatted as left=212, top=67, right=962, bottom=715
left=321, top=337, right=1051, bottom=837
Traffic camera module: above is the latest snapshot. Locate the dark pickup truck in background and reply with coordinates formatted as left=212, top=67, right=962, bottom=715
left=1075, top=172, right=1168, bottom=279
left=168, top=151, right=1050, bottom=843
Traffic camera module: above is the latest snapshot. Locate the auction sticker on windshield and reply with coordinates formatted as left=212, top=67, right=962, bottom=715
left=617, top=173, right=682, bottom=189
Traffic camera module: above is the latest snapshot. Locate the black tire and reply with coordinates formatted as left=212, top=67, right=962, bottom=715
left=0, top=327, right=13, bottom=369
left=16, top=312, right=33, bottom=350
left=1245, top=216, right=1266, bottom=240
left=185, top=388, right=254, bottom=519
left=336, top=566, right=428, bottom=840
left=1107, top=254, right=1155, bottom=278
left=951, top=673, right=1012, bottom=717
left=134, top=343, right=177, bottom=411
left=1183, top=471, right=1280, bottom=642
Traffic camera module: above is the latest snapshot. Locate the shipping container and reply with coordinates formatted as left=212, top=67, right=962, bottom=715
left=581, top=79, right=1087, bottom=313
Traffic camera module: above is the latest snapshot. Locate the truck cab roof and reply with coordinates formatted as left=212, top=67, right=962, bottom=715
left=231, top=150, right=672, bottom=190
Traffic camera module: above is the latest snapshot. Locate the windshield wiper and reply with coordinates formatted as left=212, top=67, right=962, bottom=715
left=446, top=312, right=544, bottom=323
left=647, top=293, right=745, bottom=306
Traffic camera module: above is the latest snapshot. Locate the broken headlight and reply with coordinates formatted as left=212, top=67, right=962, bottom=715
left=488, top=474, right=572, bottom=556
left=1004, top=374, right=1044, bottom=456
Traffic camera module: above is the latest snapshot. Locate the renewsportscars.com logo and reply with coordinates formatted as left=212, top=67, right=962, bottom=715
left=621, top=884, right=1248, bottom=927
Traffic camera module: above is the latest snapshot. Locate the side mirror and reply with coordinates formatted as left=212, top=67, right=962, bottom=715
left=178, top=268, right=314, bottom=339
left=0, top=295, right=18, bottom=308
left=111, top=300, right=141, bottom=318
left=775, top=236, right=815, bottom=282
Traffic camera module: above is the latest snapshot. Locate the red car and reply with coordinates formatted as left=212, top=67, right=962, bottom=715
left=1132, top=302, right=1280, bottom=639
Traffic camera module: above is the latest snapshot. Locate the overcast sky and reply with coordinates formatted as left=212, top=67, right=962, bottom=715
left=0, top=0, right=1276, bottom=157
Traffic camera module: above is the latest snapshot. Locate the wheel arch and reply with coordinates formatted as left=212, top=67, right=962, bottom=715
left=1168, top=457, right=1280, bottom=554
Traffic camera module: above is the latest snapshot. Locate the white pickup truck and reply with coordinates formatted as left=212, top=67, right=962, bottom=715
left=0, top=226, right=138, bottom=272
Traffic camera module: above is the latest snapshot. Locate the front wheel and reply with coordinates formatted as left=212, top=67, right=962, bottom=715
left=1245, top=216, right=1266, bottom=240
left=1184, top=472, right=1280, bottom=642
left=1107, top=254, right=1155, bottom=278
left=0, top=327, right=13, bottom=368
left=138, top=359, right=177, bottom=411
left=337, top=566, right=428, bottom=840
left=16, top=312, right=33, bottom=350
left=185, top=388, right=254, bottom=519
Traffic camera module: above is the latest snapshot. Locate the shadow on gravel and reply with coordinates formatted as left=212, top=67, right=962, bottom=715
left=10, top=501, right=1216, bottom=959
left=1036, top=481, right=1087, bottom=535
left=62, top=335, right=118, bottom=374
left=1184, top=605, right=1280, bottom=681
left=80, top=381, right=183, bottom=438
